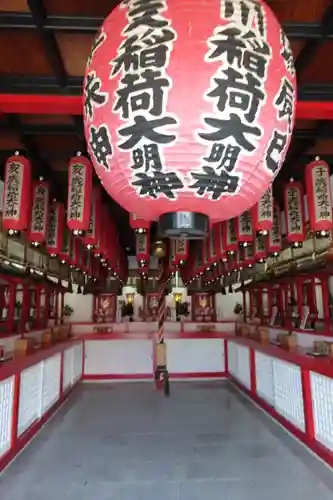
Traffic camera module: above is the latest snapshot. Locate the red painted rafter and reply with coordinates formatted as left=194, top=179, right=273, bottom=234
left=1, top=94, right=333, bottom=120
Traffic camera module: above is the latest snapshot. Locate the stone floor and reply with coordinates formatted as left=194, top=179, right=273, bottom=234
left=2, top=382, right=333, bottom=499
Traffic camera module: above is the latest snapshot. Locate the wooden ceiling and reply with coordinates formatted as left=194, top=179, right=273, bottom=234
left=1, top=0, right=333, bottom=252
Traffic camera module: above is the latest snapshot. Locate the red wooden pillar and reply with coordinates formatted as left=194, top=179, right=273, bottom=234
left=267, top=285, right=273, bottom=322
left=301, top=368, right=315, bottom=441
left=296, top=279, right=304, bottom=329
left=8, top=283, right=16, bottom=333
left=60, top=291, right=65, bottom=324
left=20, top=285, right=29, bottom=333
left=283, top=285, right=291, bottom=328
left=55, top=289, right=59, bottom=325
left=321, top=276, right=331, bottom=331
left=249, top=289, right=253, bottom=319
left=242, top=290, right=247, bottom=323
left=257, top=289, right=263, bottom=324
left=35, top=286, right=41, bottom=329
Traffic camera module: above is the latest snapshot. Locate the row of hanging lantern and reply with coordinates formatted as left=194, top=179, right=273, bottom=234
left=1, top=152, right=128, bottom=285
left=181, top=158, right=333, bottom=286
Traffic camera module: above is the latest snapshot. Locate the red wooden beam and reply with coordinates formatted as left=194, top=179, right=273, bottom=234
left=1, top=94, right=333, bottom=120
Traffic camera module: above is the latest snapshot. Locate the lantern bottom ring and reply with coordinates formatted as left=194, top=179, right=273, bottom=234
left=157, top=212, right=209, bottom=239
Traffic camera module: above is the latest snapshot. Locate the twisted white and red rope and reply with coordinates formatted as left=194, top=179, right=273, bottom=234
left=157, top=259, right=165, bottom=344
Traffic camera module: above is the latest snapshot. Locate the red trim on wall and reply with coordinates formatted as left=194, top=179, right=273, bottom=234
left=169, top=371, right=227, bottom=379
left=80, top=331, right=232, bottom=341
left=82, top=373, right=153, bottom=381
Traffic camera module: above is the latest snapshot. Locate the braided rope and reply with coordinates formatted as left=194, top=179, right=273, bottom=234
left=157, top=259, right=165, bottom=344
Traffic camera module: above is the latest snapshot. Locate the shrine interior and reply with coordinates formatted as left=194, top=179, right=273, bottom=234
left=3, top=1, right=333, bottom=499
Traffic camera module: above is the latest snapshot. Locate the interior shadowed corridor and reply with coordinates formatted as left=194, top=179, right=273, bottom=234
left=1, top=382, right=333, bottom=500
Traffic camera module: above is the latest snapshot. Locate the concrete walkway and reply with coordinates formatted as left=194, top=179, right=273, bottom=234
left=2, top=382, right=333, bottom=499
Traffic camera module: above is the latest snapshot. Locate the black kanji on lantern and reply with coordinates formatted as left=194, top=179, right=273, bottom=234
left=314, top=167, right=331, bottom=219
left=259, top=190, right=272, bottom=219
left=131, top=144, right=162, bottom=171
left=69, top=165, right=85, bottom=221
left=207, top=26, right=270, bottom=77
left=228, top=218, right=237, bottom=242
left=47, top=206, right=57, bottom=247
left=199, top=114, right=261, bottom=152
left=137, top=233, right=147, bottom=253
left=222, top=0, right=267, bottom=39
left=89, top=125, right=113, bottom=170
left=207, top=67, right=265, bottom=123
left=287, top=188, right=302, bottom=232
left=32, top=186, right=47, bottom=233
left=112, top=0, right=180, bottom=197
left=124, top=0, right=168, bottom=33
left=189, top=167, right=239, bottom=200
left=280, top=30, right=295, bottom=77
left=4, top=162, right=22, bottom=218
left=274, top=77, right=294, bottom=133
left=87, top=29, right=106, bottom=67
left=132, top=170, right=183, bottom=199
left=265, top=130, right=287, bottom=174
left=271, top=206, right=281, bottom=244
left=84, top=72, right=108, bottom=121
left=204, top=143, right=241, bottom=172
left=118, top=115, right=177, bottom=150
left=110, top=29, right=174, bottom=78
left=240, top=211, right=252, bottom=233
left=114, top=69, right=170, bottom=119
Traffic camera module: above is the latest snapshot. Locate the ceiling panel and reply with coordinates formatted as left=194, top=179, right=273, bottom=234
left=0, top=31, right=53, bottom=75
left=56, top=33, right=94, bottom=77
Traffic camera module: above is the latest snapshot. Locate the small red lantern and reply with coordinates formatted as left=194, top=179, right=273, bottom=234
left=59, top=226, right=72, bottom=265
left=46, top=202, right=65, bottom=257
left=136, top=231, right=150, bottom=267
left=242, top=244, right=255, bottom=268
left=268, top=203, right=282, bottom=256
left=82, top=185, right=101, bottom=249
left=236, top=211, right=253, bottom=247
left=284, top=180, right=306, bottom=247
left=28, top=179, right=49, bottom=246
left=305, top=158, right=333, bottom=237
left=222, top=219, right=237, bottom=255
left=129, top=214, right=151, bottom=233
left=84, top=0, right=296, bottom=237
left=251, top=187, right=273, bottom=235
left=208, top=226, right=218, bottom=266
left=2, top=153, right=31, bottom=235
left=254, top=234, right=268, bottom=262
left=213, top=222, right=227, bottom=262
left=67, top=155, right=92, bottom=235
left=174, top=237, right=189, bottom=265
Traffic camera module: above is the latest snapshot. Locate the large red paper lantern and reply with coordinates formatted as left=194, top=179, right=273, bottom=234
left=2, top=154, right=31, bottom=234
left=84, top=0, right=296, bottom=237
left=305, top=158, right=333, bottom=237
